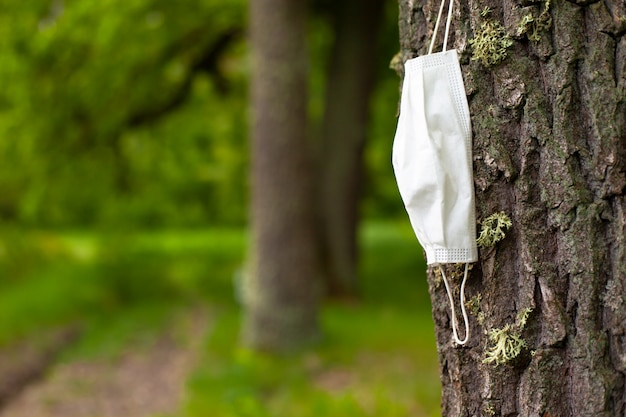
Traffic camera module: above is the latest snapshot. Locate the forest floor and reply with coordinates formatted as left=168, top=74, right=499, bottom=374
left=0, top=223, right=441, bottom=417
left=0, top=309, right=208, bottom=417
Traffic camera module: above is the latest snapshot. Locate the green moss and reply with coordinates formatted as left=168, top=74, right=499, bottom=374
left=389, top=51, right=403, bottom=74
left=433, top=266, right=443, bottom=289
left=484, top=402, right=496, bottom=416
left=475, top=111, right=497, bottom=132
left=476, top=212, right=512, bottom=248
left=465, top=293, right=482, bottom=317
left=515, top=0, right=552, bottom=42
left=469, top=20, right=513, bottom=67
left=446, top=262, right=473, bottom=281
left=483, top=308, right=533, bottom=367
left=480, top=7, right=493, bottom=17
left=516, top=307, right=533, bottom=327
left=477, top=311, right=485, bottom=326
left=482, top=324, right=527, bottom=366
left=516, top=14, right=537, bottom=39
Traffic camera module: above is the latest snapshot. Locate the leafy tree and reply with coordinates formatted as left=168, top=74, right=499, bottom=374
left=0, top=0, right=246, bottom=227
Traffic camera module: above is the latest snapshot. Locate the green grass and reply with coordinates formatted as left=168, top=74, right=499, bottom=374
left=0, top=221, right=441, bottom=416
left=184, top=221, right=441, bottom=417
left=0, top=227, right=245, bottom=347
left=184, top=311, right=440, bottom=417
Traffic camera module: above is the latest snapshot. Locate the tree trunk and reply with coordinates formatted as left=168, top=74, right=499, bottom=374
left=397, top=0, right=626, bottom=415
left=318, top=0, right=385, bottom=298
left=243, top=0, right=321, bottom=351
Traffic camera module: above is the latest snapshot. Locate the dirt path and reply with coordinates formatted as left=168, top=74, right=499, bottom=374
left=0, top=310, right=208, bottom=417
left=0, top=326, right=81, bottom=409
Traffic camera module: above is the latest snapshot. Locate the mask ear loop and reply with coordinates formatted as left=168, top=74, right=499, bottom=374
left=440, top=263, right=470, bottom=345
left=428, top=0, right=455, bottom=55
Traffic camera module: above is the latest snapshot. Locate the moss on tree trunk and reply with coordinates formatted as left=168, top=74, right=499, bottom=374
left=397, top=0, right=626, bottom=415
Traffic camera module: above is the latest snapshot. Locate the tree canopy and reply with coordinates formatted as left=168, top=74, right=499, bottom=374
left=0, top=0, right=248, bottom=227
left=0, top=0, right=405, bottom=230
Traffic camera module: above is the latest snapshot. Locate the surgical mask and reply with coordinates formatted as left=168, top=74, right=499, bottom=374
left=392, top=0, right=477, bottom=345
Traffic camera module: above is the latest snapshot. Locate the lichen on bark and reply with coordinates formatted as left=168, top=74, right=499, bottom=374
left=398, top=0, right=626, bottom=415
left=469, top=19, right=513, bottom=66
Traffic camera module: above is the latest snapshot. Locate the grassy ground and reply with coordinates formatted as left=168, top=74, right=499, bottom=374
left=0, top=222, right=441, bottom=416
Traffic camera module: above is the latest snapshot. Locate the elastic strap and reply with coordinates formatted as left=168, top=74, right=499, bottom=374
left=440, top=263, right=470, bottom=345
left=428, top=0, right=455, bottom=55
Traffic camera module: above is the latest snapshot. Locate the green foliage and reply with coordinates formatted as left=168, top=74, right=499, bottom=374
left=0, top=0, right=247, bottom=227
left=469, top=20, right=513, bottom=67
left=0, top=0, right=405, bottom=228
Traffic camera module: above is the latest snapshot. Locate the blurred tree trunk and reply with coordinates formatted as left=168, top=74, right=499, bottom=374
left=397, top=0, right=626, bottom=415
left=243, top=0, right=321, bottom=351
left=318, top=0, right=385, bottom=298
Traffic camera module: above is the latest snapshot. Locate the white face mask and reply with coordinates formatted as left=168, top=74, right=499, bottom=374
left=392, top=0, right=477, bottom=345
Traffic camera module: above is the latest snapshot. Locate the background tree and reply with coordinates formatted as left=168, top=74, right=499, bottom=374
left=243, top=0, right=321, bottom=351
left=397, top=0, right=626, bottom=415
left=316, top=0, right=386, bottom=298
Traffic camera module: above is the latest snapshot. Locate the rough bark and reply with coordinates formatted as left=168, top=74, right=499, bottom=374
left=243, top=0, right=321, bottom=351
left=397, top=0, right=626, bottom=415
left=317, top=0, right=385, bottom=298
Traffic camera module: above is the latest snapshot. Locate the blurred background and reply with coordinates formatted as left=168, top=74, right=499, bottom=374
left=0, top=0, right=440, bottom=416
